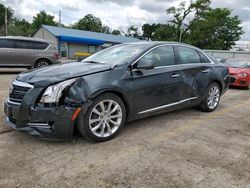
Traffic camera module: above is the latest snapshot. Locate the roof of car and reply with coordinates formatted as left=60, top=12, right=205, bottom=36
left=123, top=41, right=199, bottom=49
left=0, top=36, right=54, bottom=43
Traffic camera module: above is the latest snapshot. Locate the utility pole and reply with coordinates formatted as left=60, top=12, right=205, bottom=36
left=4, top=7, right=8, bottom=36
left=59, top=10, right=61, bottom=27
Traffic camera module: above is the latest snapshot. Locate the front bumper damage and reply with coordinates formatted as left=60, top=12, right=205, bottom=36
left=4, top=100, right=77, bottom=140
left=3, top=80, right=91, bottom=140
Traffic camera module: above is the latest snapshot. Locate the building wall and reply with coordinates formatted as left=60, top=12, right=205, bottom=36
left=33, top=26, right=115, bottom=59
left=68, top=43, right=88, bottom=59
left=33, top=27, right=58, bottom=45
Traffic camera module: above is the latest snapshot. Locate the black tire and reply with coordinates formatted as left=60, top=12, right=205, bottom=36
left=77, top=93, right=126, bottom=142
left=34, top=59, right=50, bottom=68
left=198, top=82, right=221, bottom=112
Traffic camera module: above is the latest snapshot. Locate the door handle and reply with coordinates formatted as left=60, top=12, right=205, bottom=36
left=7, top=50, right=15, bottom=53
left=171, top=73, right=180, bottom=78
left=202, top=69, right=210, bottom=73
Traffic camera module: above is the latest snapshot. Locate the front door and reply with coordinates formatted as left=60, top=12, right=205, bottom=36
left=132, top=45, right=182, bottom=115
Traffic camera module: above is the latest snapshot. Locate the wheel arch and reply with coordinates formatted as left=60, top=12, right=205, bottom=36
left=210, top=80, right=223, bottom=94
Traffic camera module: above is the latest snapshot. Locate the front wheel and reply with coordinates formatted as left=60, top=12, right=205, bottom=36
left=199, top=82, right=221, bottom=112
left=77, top=93, right=126, bottom=142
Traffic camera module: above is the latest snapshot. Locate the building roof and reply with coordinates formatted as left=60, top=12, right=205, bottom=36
left=41, top=25, right=140, bottom=44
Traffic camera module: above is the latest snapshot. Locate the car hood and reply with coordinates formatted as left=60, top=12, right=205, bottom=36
left=16, top=62, right=113, bottom=87
left=229, top=67, right=249, bottom=75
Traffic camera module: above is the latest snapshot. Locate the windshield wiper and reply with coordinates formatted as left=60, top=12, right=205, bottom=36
left=83, top=60, right=105, bottom=64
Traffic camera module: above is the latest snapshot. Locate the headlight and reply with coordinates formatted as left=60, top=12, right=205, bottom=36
left=237, top=73, right=248, bottom=78
left=40, top=78, right=77, bottom=103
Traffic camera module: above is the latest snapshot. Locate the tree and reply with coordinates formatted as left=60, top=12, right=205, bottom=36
left=167, top=0, right=211, bottom=42
left=102, top=25, right=111, bottom=34
left=142, top=23, right=162, bottom=40
left=73, top=14, right=102, bottom=32
left=8, top=18, right=33, bottom=36
left=126, top=25, right=140, bottom=38
left=0, top=3, right=13, bottom=35
left=153, top=24, right=177, bottom=41
left=187, top=8, right=244, bottom=50
left=32, top=11, right=57, bottom=30
left=111, top=29, right=121, bottom=35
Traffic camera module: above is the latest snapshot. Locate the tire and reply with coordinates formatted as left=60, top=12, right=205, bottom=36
left=198, top=82, right=221, bottom=112
left=77, top=93, right=126, bottom=142
left=34, top=59, right=50, bottom=68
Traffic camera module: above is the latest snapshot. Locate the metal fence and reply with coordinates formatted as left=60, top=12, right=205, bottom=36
left=203, top=50, right=250, bottom=59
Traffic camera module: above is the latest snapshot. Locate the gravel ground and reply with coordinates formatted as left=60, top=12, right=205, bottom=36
left=0, top=69, right=249, bottom=188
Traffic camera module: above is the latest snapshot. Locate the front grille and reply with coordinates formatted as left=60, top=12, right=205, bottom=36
left=9, top=80, right=33, bottom=104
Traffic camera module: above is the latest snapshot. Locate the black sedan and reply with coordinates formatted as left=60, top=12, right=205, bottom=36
left=4, top=42, right=230, bottom=142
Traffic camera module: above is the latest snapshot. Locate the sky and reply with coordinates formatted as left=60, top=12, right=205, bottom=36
left=1, top=0, right=250, bottom=41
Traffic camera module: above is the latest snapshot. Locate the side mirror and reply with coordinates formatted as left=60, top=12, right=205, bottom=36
left=136, top=59, right=155, bottom=70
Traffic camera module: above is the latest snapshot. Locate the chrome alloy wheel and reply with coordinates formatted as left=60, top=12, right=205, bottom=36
left=207, top=86, right=220, bottom=109
left=89, top=99, right=123, bottom=138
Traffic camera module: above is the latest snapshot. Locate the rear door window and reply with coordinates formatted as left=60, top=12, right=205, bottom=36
left=16, top=40, right=49, bottom=50
left=0, top=39, right=15, bottom=48
left=140, top=45, right=176, bottom=67
left=177, top=47, right=201, bottom=64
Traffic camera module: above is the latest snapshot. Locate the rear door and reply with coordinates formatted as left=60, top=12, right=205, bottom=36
left=132, top=45, right=183, bottom=114
left=15, top=40, right=49, bottom=66
left=175, top=46, right=213, bottom=100
left=0, top=39, right=15, bottom=66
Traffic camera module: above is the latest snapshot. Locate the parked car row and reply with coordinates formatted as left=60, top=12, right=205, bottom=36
left=0, top=36, right=60, bottom=68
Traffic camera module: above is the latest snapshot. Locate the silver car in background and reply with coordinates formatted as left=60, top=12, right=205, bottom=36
left=0, top=36, right=60, bottom=69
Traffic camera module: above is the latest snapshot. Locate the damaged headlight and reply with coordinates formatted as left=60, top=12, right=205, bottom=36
left=40, top=78, right=77, bottom=103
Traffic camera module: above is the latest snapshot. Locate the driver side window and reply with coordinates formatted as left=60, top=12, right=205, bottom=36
left=140, top=46, right=176, bottom=67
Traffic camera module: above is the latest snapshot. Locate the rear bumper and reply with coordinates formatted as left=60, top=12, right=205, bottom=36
left=4, top=100, right=77, bottom=140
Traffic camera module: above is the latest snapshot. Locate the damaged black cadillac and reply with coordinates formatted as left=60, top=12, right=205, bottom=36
left=4, top=42, right=230, bottom=142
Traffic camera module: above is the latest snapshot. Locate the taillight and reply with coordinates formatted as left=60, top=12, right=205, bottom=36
left=54, top=52, right=59, bottom=59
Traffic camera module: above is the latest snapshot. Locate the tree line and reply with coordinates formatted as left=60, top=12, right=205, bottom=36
left=0, top=0, right=244, bottom=50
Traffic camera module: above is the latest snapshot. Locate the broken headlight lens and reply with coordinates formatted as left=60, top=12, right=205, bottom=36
left=40, top=78, right=77, bottom=103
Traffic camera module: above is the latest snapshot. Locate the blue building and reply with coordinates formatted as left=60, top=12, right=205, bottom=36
left=32, top=25, right=140, bottom=59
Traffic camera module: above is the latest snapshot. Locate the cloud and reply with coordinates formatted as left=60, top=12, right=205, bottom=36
left=0, top=0, right=250, bottom=40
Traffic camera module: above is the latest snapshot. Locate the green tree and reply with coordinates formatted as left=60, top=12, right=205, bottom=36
left=142, top=23, right=162, bottom=40
left=153, top=24, right=177, bottom=41
left=101, top=25, right=111, bottom=34
left=167, top=0, right=211, bottom=42
left=0, top=3, right=13, bottom=35
left=126, top=25, right=140, bottom=38
left=8, top=18, right=33, bottom=36
left=111, top=29, right=121, bottom=35
left=32, top=11, right=57, bottom=30
left=187, top=8, right=244, bottom=50
left=73, top=14, right=102, bottom=32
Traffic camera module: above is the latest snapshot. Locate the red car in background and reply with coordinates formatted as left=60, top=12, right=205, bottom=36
left=225, top=59, right=250, bottom=89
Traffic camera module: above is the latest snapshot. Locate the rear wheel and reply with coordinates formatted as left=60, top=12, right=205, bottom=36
left=77, top=93, right=126, bottom=142
left=34, top=59, right=50, bottom=68
left=199, top=82, right=221, bottom=112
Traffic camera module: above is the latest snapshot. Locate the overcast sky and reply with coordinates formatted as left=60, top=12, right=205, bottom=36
left=1, top=0, right=250, bottom=40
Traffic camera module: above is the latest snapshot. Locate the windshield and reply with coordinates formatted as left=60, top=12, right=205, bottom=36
left=81, top=44, right=150, bottom=65
left=225, top=61, right=250, bottom=68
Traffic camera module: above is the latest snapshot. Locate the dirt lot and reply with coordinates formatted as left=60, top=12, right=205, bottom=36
left=0, top=69, right=249, bottom=188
